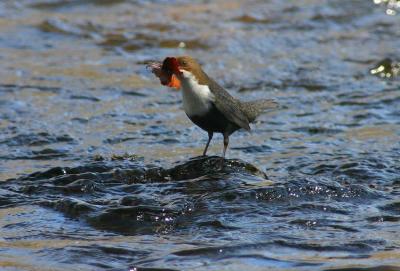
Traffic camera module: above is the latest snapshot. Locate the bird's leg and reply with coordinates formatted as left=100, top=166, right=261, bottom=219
left=223, top=134, right=229, bottom=159
left=202, top=132, right=213, bottom=156
left=219, top=134, right=229, bottom=168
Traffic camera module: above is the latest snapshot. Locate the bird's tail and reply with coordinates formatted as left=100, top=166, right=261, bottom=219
left=241, top=99, right=279, bottom=123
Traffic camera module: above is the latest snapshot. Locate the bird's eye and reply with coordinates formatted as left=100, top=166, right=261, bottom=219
left=181, top=60, right=187, bottom=66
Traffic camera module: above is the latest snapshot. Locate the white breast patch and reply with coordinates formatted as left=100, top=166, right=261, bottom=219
left=180, top=70, right=215, bottom=117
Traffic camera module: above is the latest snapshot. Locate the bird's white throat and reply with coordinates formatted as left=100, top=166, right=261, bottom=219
left=180, top=69, right=214, bottom=117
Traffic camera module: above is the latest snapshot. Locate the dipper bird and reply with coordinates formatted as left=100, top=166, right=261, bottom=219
left=149, top=56, right=278, bottom=158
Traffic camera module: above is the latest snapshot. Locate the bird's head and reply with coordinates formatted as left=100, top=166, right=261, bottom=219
left=161, top=56, right=204, bottom=89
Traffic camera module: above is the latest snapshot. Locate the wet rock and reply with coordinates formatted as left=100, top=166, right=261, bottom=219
left=233, top=15, right=272, bottom=24
left=373, top=0, right=400, bottom=16
left=39, top=18, right=97, bottom=37
left=119, top=195, right=144, bottom=206
left=0, top=132, right=74, bottom=147
left=252, top=178, right=381, bottom=203
left=31, top=0, right=126, bottom=10
left=43, top=198, right=96, bottom=217
left=25, top=166, right=69, bottom=181
left=366, top=215, right=400, bottom=222
left=30, top=148, right=69, bottom=159
left=0, top=156, right=270, bottom=234
left=275, top=239, right=374, bottom=253
left=69, top=95, right=100, bottom=102
left=110, top=153, right=139, bottom=161
left=87, top=205, right=177, bottom=234
left=142, top=23, right=174, bottom=32
left=52, top=172, right=98, bottom=186
left=113, top=167, right=147, bottom=184
left=62, top=179, right=99, bottom=193
left=20, top=162, right=115, bottom=183
left=98, top=32, right=130, bottom=46
left=370, top=58, right=400, bottom=79
left=0, top=188, right=26, bottom=207
left=293, top=126, right=343, bottom=135
left=99, top=31, right=209, bottom=52
left=111, top=156, right=267, bottom=183
left=379, top=201, right=400, bottom=214
left=166, top=156, right=268, bottom=181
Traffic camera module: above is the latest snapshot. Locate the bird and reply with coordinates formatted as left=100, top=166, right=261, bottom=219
left=149, top=56, right=278, bottom=158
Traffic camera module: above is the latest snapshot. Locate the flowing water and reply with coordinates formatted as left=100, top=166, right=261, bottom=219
left=0, top=0, right=400, bottom=270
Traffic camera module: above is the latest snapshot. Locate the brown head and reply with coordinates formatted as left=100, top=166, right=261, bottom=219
left=162, top=55, right=208, bottom=88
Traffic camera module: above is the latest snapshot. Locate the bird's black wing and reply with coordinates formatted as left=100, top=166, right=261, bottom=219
left=207, top=78, right=251, bottom=131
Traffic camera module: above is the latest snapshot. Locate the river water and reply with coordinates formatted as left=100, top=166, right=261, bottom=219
left=0, top=0, right=399, bottom=270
